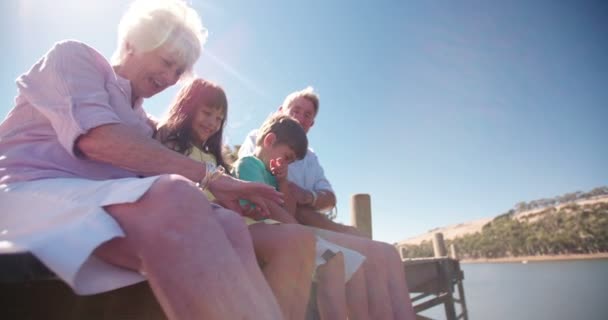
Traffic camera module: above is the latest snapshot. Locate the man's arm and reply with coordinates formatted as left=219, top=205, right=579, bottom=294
left=294, top=206, right=366, bottom=237
left=312, top=190, right=337, bottom=212
left=292, top=149, right=336, bottom=211
left=289, top=182, right=336, bottom=212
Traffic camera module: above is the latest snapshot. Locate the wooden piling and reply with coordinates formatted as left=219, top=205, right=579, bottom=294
left=450, top=243, right=458, bottom=260
left=350, top=194, right=372, bottom=239
left=433, top=232, right=447, bottom=257
left=431, top=233, right=456, bottom=318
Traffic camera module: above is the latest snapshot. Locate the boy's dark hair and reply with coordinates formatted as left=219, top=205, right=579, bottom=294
left=256, top=114, right=308, bottom=160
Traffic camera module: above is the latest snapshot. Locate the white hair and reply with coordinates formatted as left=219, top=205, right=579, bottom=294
left=282, top=86, right=320, bottom=115
left=112, top=0, right=208, bottom=79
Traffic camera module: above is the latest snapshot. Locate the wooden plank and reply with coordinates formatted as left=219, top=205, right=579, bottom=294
left=0, top=280, right=165, bottom=320
left=410, top=292, right=434, bottom=303
left=412, top=292, right=450, bottom=312
left=403, top=259, right=443, bottom=294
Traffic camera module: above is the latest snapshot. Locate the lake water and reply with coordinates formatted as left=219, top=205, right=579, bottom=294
left=418, top=259, right=608, bottom=320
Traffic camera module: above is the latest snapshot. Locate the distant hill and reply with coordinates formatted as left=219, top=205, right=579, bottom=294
left=396, top=187, right=608, bottom=259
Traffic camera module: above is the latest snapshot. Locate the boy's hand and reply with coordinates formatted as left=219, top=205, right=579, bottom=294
left=269, top=157, right=288, bottom=181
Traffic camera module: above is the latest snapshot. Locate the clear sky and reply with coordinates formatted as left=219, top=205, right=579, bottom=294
left=1, top=0, right=607, bottom=244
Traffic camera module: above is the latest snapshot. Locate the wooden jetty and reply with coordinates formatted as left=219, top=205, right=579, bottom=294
left=401, top=236, right=468, bottom=320
left=1, top=194, right=468, bottom=319
left=352, top=194, right=469, bottom=320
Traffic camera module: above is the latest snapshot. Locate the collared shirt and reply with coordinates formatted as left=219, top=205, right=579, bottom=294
left=0, top=40, right=153, bottom=184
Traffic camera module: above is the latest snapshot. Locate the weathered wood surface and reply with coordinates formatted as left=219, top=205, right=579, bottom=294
left=0, top=279, right=165, bottom=320
left=0, top=253, right=165, bottom=320
left=1, top=256, right=467, bottom=320
left=351, top=193, right=373, bottom=239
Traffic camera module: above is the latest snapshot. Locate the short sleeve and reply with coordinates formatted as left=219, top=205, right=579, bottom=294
left=237, top=130, right=258, bottom=158
left=233, top=156, right=268, bottom=208
left=234, top=156, right=267, bottom=184
left=16, top=41, right=122, bottom=157
left=309, top=152, right=333, bottom=192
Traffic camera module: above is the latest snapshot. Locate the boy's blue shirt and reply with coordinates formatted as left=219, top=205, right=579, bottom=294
left=233, top=156, right=277, bottom=209
left=233, top=155, right=277, bottom=189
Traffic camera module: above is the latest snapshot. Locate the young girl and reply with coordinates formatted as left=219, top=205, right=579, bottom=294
left=156, top=78, right=366, bottom=320
left=157, top=79, right=288, bottom=221
left=156, top=79, right=316, bottom=318
left=156, top=78, right=229, bottom=202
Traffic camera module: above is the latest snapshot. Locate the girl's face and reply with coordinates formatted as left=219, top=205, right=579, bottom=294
left=190, top=104, right=224, bottom=146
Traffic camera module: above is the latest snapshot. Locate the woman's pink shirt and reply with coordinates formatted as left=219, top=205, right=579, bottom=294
left=0, top=40, right=154, bottom=184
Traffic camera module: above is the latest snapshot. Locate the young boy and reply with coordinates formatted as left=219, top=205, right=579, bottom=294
left=234, top=114, right=365, bottom=319
left=233, top=114, right=307, bottom=223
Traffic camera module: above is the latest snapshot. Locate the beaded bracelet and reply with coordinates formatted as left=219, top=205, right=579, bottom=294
left=197, top=162, right=225, bottom=191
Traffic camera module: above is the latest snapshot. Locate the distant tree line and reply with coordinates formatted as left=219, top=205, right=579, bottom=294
left=511, top=186, right=608, bottom=214
left=400, top=202, right=608, bottom=259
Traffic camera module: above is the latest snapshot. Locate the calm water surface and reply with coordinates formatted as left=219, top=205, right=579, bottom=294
left=418, top=259, right=608, bottom=320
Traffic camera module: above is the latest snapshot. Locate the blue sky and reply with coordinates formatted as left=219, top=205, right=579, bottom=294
left=1, top=0, right=607, bottom=244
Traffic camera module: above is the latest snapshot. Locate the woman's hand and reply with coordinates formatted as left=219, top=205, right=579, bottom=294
left=208, top=174, right=283, bottom=216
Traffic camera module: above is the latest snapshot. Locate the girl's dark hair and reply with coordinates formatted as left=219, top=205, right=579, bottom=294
left=156, top=78, right=228, bottom=170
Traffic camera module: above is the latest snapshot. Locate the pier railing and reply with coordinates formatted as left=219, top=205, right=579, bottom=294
left=402, top=255, right=468, bottom=319
left=400, top=233, right=468, bottom=320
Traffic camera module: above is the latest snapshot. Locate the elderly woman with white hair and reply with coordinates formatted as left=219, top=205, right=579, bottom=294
left=0, top=1, right=289, bottom=319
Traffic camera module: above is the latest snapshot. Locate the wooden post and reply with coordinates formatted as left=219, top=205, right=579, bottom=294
left=433, top=233, right=447, bottom=258
left=399, top=247, right=407, bottom=259
left=351, top=194, right=372, bottom=239
left=440, top=260, right=457, bottom=320
left=457, top=278, right=469, bottom=320
left=449, top=243, right=458, bottom=260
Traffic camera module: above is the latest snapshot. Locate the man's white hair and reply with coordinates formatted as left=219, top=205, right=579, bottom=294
left=282, top=86, right=320, bottom=115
